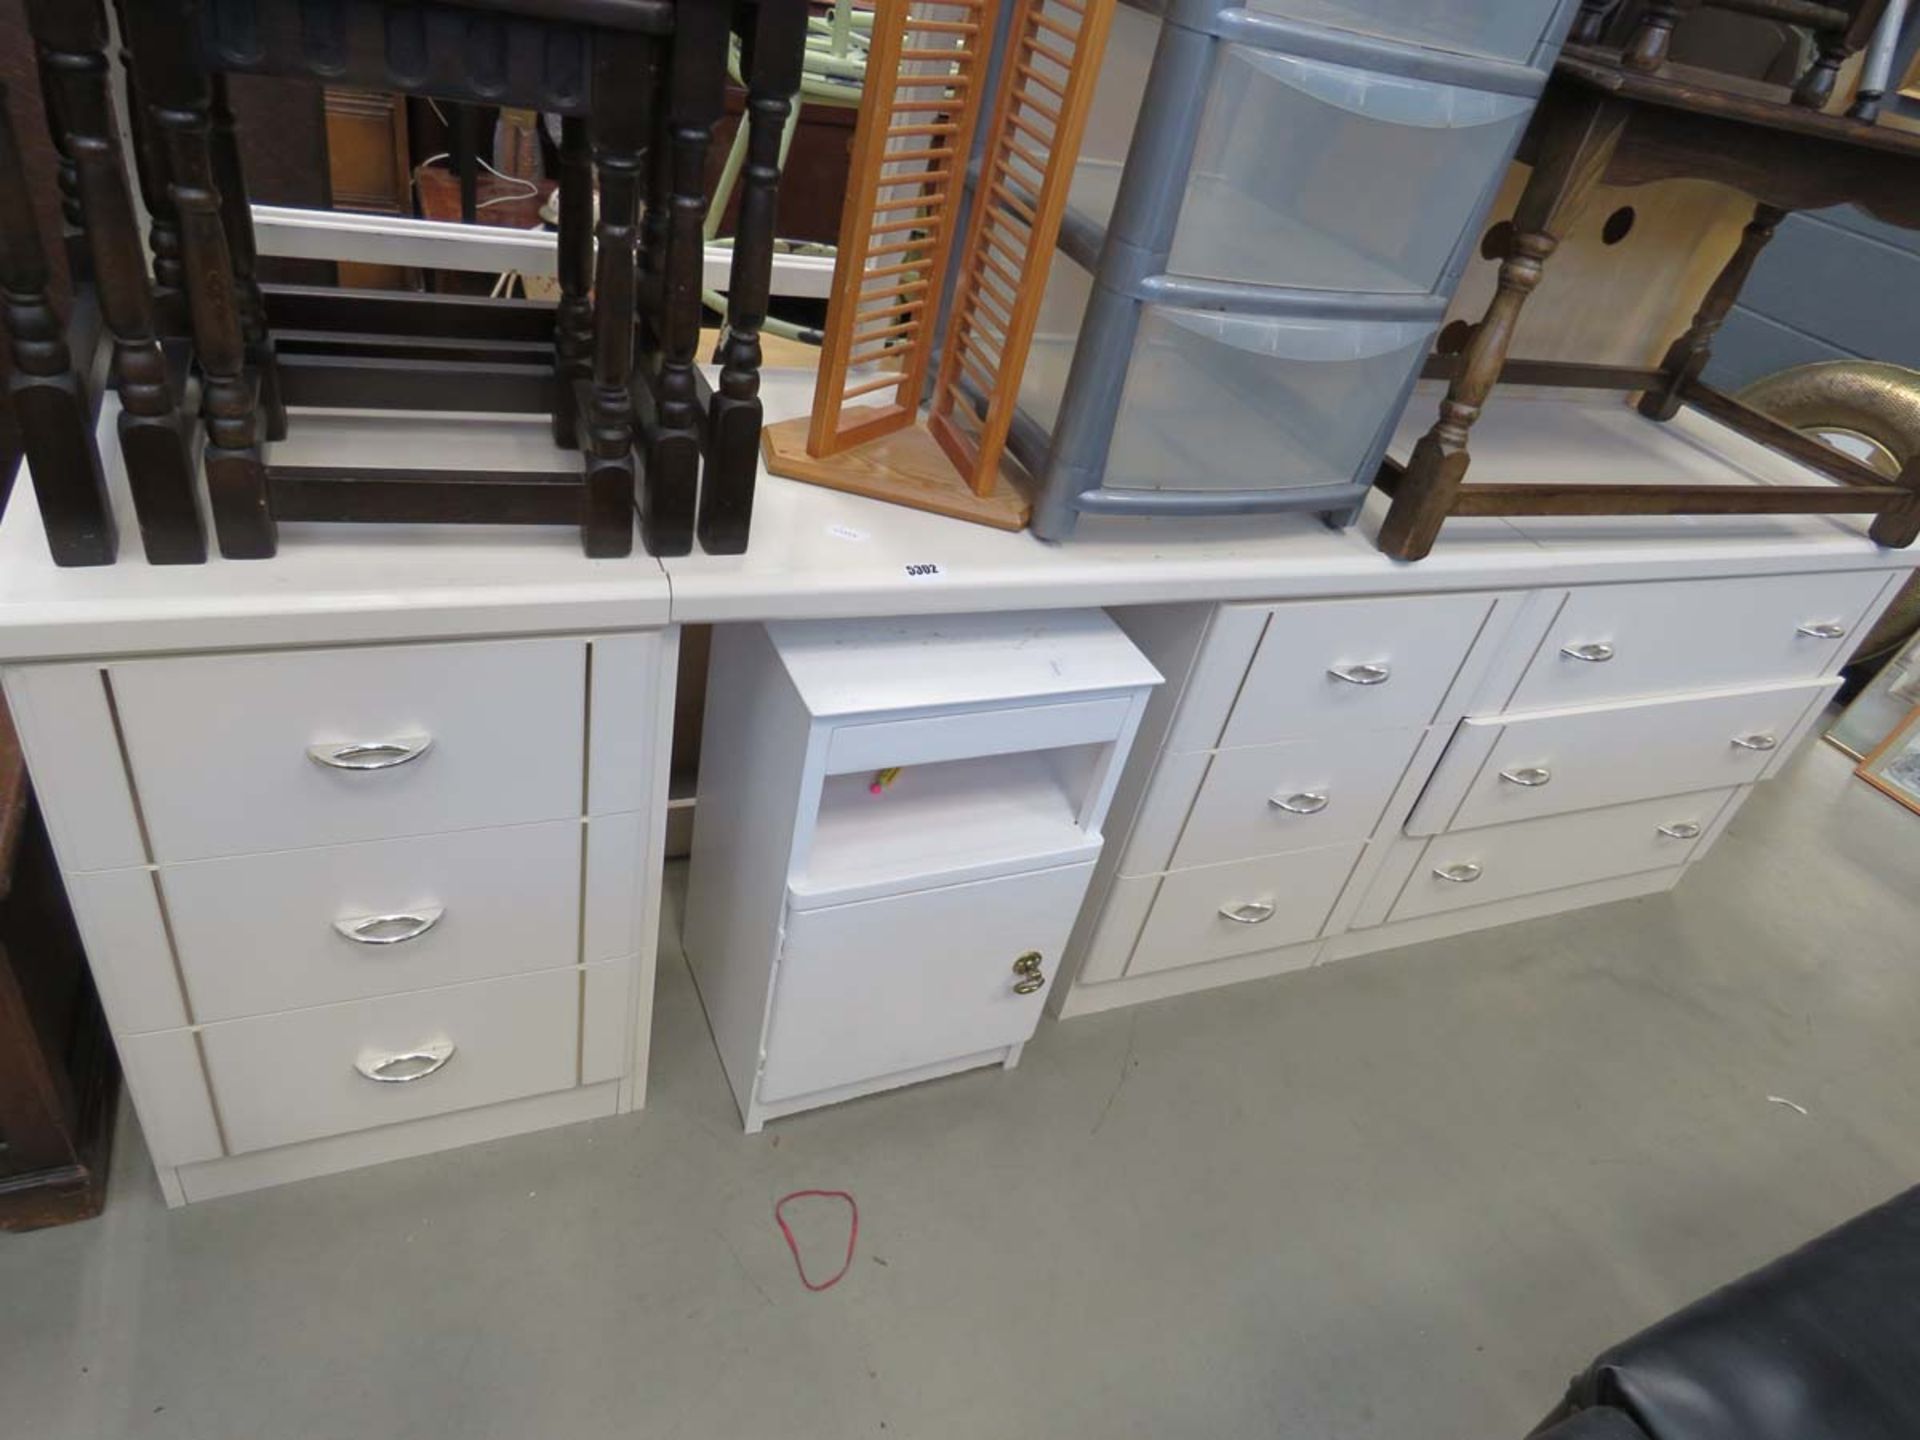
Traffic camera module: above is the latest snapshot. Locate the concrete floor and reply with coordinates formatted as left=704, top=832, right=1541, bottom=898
left=5, top=736, right=1918, bottom=1440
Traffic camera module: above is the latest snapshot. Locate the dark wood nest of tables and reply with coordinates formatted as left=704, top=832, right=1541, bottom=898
left=6, top=0, right=809, bottom=566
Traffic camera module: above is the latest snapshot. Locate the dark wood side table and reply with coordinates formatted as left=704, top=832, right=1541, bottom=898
left=0, top=697, right=119, bottom=1231
left=1379, top=48, right=1920, bottom=560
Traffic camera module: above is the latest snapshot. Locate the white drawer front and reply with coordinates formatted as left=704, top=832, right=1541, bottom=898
left=200, top=967, right=582, bottom=1155
left=1220, top=594, right=1491, bottom=748
left=1508, top=571, right=1889, bottom=712
left=1391, top=791, right=1735, bottom=924
left=1173, top=728, right=1424, bottom=869
left=1129, top=844, right=1361, bottom=976
left=162, top=821, right=582, bottom=1023
left=759, top=863, right=1093, bottom=1105
left=1445, top=680, right=1835, bottom=832
left=109, top=638, right=585, bottom=862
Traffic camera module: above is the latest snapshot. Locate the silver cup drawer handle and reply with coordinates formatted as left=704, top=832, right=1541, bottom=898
left=354, top=1039, right=455, bottom=1084
left=1560, top=641, right=1615, bottom=663
left=1433, top=862, right=1483, bottom=884
left=1731, top=732, right=1778, bottom=752
left=1270, top=791, right=1330, bottom=815
left=308, top=736, right=434, bottom=771
left=1219, top=900, right=1276, bottom=925
left=1499, top=766, right=1552, bottom=788
left=1796, top=622, right=1847, bottom=640
left=334, top=907, right=445, bottom=946
left=1328, top=662, right=1391, bottom=686
left=1657, top=822, right=1702, bottom=840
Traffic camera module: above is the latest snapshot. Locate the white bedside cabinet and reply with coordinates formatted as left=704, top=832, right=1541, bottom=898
left=682, top=611, right=1161, bottom=1131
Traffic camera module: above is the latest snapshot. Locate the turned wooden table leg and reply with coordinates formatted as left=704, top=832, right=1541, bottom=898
left=124, top=0, right=273, bottom=559
left=641, top=3, right=727, bottom=557
left=1871, top=456, right=1920, bottom=547
left=34, top=45, right=89, bottom=283
left=579, top=36, right=653, bottom=558
left=0, top=79, right=116, bottom=565
left=637, top=64, right=670, bottom=358
left=111, top=0, right=184, bottom=335
left=30, top=0, right=206, bottom=565
left=699, top=0, right=806, bottom=556
left=211, top=74, right=285, bottom=443
left=551, top=115, right=594, bottom=450
left=1639, top=202, right=1787, bottom=422
left=1379, top=96, right=1627, bottom=561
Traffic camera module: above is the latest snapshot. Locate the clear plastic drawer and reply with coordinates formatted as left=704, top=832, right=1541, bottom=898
left=1020, top=256, right=1435, bottom=493
left=1073, top=8, right=1533, bottom=294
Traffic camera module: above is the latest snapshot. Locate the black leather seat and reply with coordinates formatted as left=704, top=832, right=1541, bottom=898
left=1531, top=1185, right=1920, bottom=1440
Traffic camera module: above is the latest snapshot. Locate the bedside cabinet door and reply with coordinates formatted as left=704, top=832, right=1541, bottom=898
left=758, top=863, right=1094, bottom=1105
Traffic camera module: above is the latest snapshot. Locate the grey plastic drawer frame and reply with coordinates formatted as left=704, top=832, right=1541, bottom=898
left=965, top=0, right=1579, bottom=540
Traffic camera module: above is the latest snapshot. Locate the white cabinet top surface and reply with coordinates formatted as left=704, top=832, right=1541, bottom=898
left=1, top=378, right=1911, bottom=661
left=662, top=378, right=1915, bottom=625
left=769, top=609, right=1163, bottom=717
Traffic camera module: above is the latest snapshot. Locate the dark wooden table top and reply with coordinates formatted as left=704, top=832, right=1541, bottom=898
left=1549, top=46, right=1920, bottom=229
left=1558, top=46, right=1920, bottom=159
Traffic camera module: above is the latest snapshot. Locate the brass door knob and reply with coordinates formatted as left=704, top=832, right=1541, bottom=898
left=1012, top=951, right=1046, bottom=993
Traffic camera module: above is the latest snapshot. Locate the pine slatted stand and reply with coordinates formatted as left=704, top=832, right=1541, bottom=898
left=762, top=0, right=1112, bottom=531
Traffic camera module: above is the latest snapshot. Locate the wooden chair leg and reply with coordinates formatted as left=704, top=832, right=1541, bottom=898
left=0, top=79, right=116, bottom=566
left=111, top=0, right=184, bottom=335
left=699, top=0, right=806, bottom=556
left=640, top=3, right=728, bottom=558
left=551, top=115, right=594, bottom=451
left=211, top=75, right=285, bottom=443
left=579, top=35, right=653, bottom=558
left=1781, top=3, right=1873, bottom=112
left=30, top=0, right=206, bottom=565
left=1570, top=0, right=1622, bottom=44
left=1623, top=0, right=1697, bottom=72
left=1379, top=95, right=1627, bottom=561
left=123, top=0, right=273, bottom=559
left=1639, top=203, right=1786, bottom=422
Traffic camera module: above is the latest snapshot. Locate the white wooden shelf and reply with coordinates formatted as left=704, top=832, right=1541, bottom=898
left=795, top=750, right=1104, bottom=907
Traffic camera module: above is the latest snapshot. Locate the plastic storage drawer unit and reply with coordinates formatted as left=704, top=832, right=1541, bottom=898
left=1245, top=0, right=1563, bottom=66
left=1002, top=0, right=1574, bottom=541
left=1074, top=7, right=1535, bottom=294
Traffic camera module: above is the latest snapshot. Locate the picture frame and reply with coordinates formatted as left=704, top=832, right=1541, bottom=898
left=1855, top=702, right=1920, bottom=816
left=1826, top=628, right=1920, bottom=761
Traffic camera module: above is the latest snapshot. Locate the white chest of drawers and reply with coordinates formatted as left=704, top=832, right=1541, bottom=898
left=1059, top=566, right=1910, bottom=1016
left=2, top=629, right=678, bottom=1205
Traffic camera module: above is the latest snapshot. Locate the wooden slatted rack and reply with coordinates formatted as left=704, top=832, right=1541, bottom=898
left=807, top=0, right=999, bottom=456
left=928, top=0, right=1111, bottom=495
